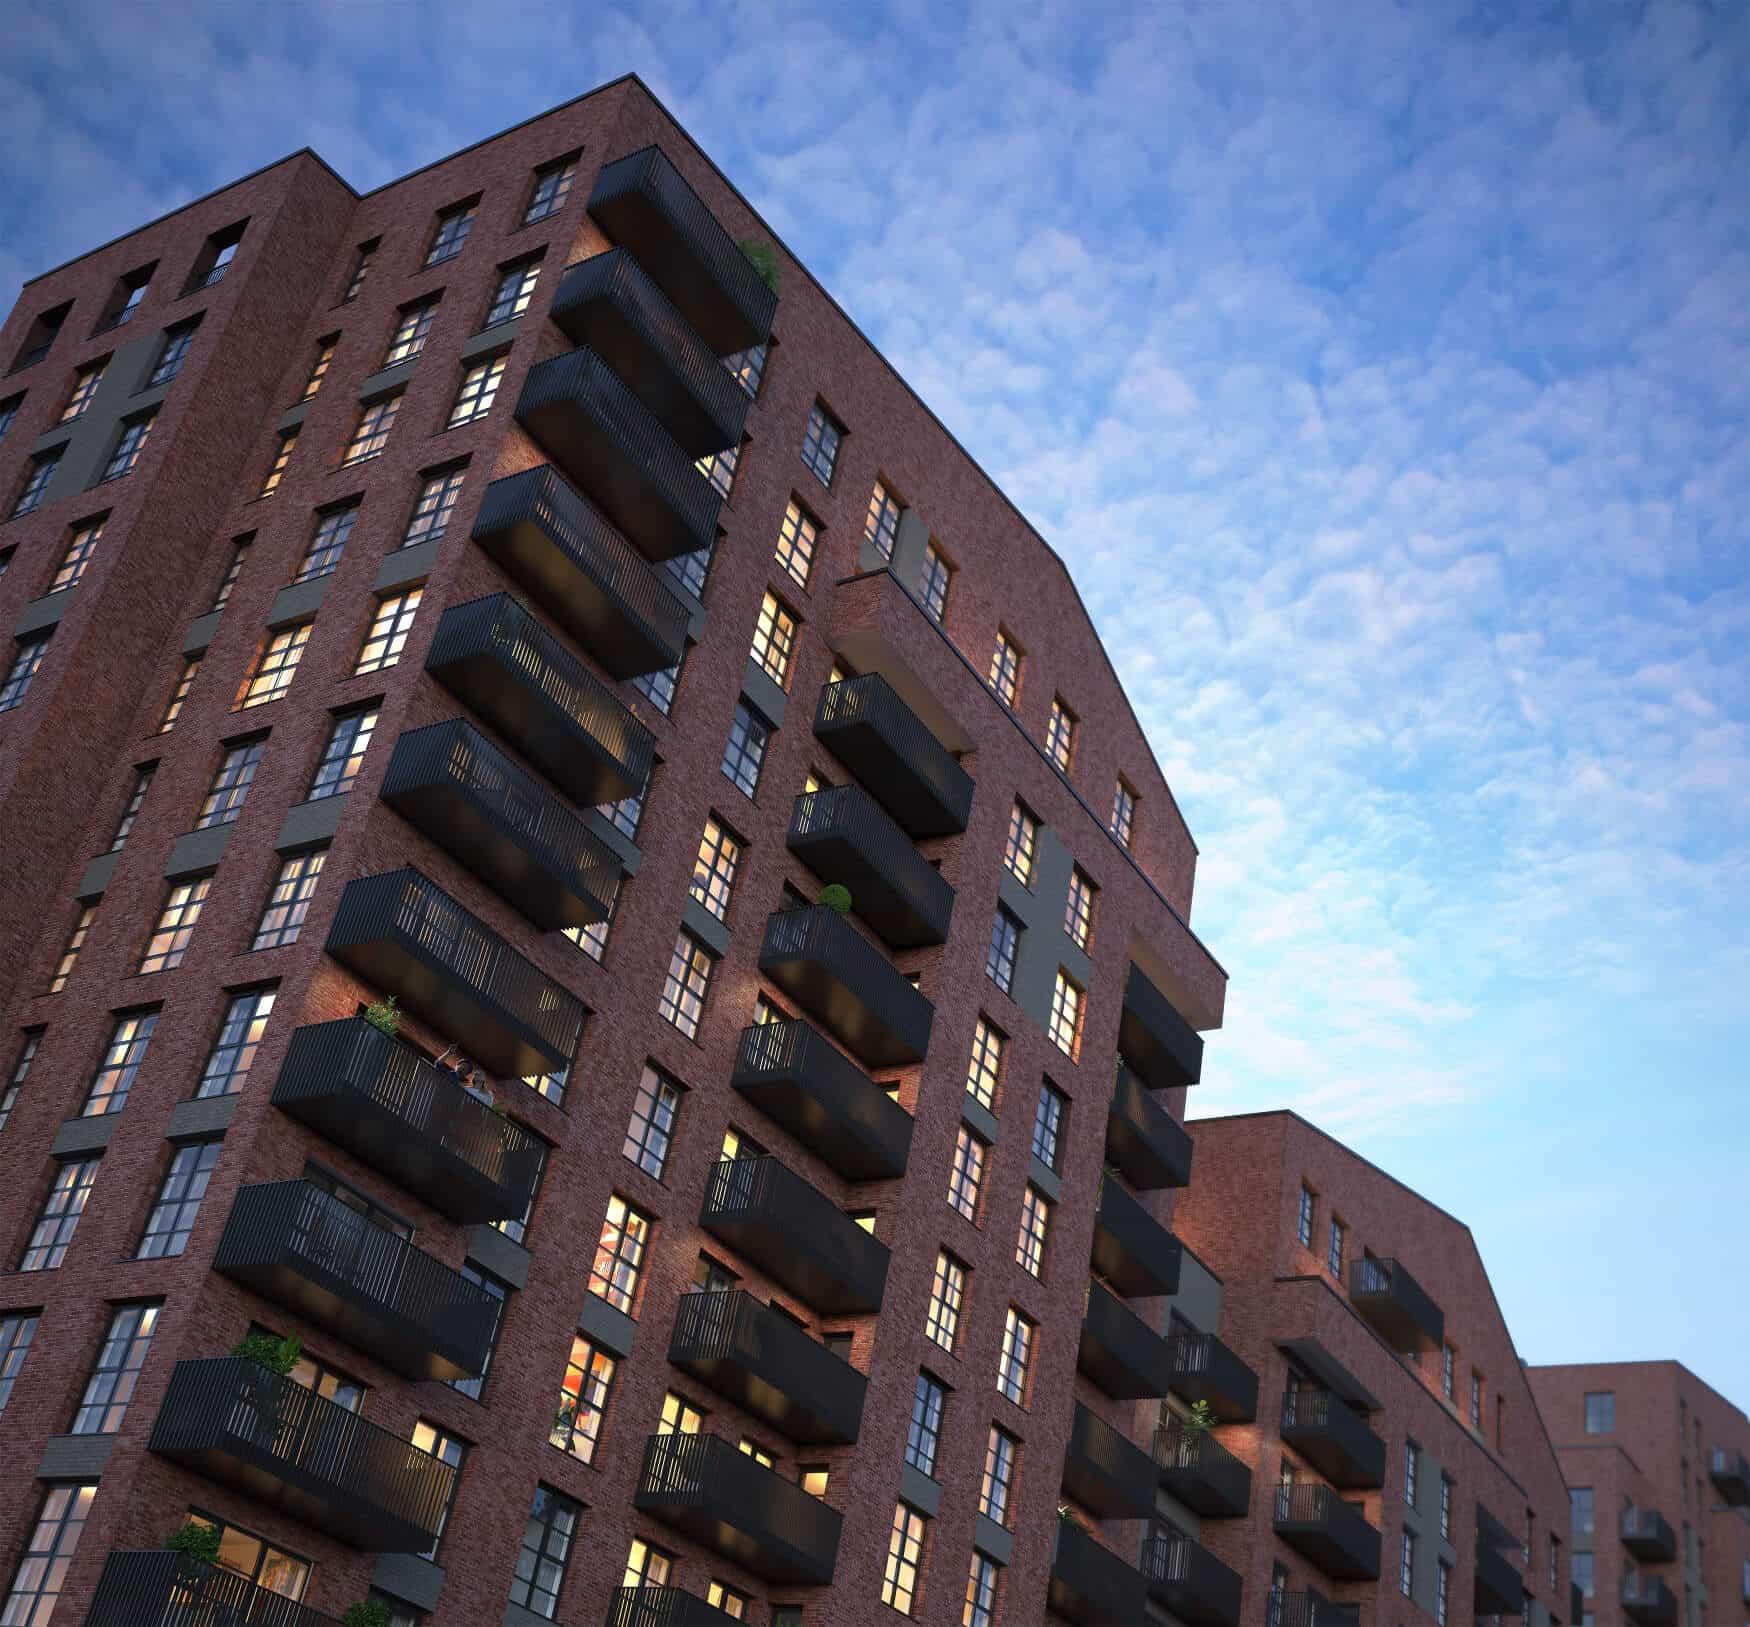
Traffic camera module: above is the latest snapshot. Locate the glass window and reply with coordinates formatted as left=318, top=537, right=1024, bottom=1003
left=448, top=1266, right=506, bottom=1401
left=631, top=657, right=681, bottom=716
left=985, top=905, right=1020, bottom=994
left=691, top=816, right=742, bottom=921
left=751, top=591, right=799, bottom=685
left=149, top=321, right=200, bottom=385
left=920, top=543, right=951, bottom=622
left=1, top=1032, right=43, bottom=1131
left=720, top=701, right=770, bottom=797
left=1016, top=1185, right=1051, bottom=1277
left=800, top=401, right=843, bottom=486
left=448, top=354, right=507, bottom=427
left=1441, top=1474, right=1454, bottom=1538
left=1569, top=1487, right=1592, bottom=1535
left=925, top=1251, right=965, bottom=1351
left=865, top=480, right=901, bottom=559
left=259, top=429, right=298, bottom=497
left=136, top=1140, right=220, bottom=1259
left=48, top=905, right=95, bottom=993
left=707, top=1582, right=749, bottom=1618
left=774, top=499, right=818, bottom=588
left=293, top=503, right=357, bottom=583
left=1405, top=1440, right=1421, bottom=1506
left=195, top=738, right=266, bottom=827
left=696, top=439, right=741, bottom=500
left=356, top=588, right=422, bottom=674
left=411, top=1421, right=466, bottom=1560
left=980, top=1426, right=1018, bottom=1525
left=1436, top=1559, right=1451, bottom=1627
left=948, top=1126, right=986, bottom=1222
left=906, top=1372, right=946, bottom=1477
left=524, top=156, right=578, bottom=224
left=1298, top=1185, right=1316, bottom=1246
left=0, top=632, right=50, bottom=712
left=60, top=359, right=108, bottom=422
left=988, top=629, right=1021, bottom=706
left=342, top=392, right=401, bottom=464
left=966, top=1017, right=1005, bottom=1111
left=310, top=705, right=379, bottom=798
left=1004, top=802, right=1038, bottom=885
left=1470, top=1371, right=1483, bottom=1430
left=426, top=202, right=477, bottom=267
left=384, top=298, right=440, bottom=367
left=552, top=1335, right=615, bottom=1463
left=139, top=876, right=210, bottom=973
left=83, top=1008, right=158, bottom=1115
left=509, top=1485, right=579, bottom=1619
left=71, top=1302, right=160, bottom=1434
left=1573, top=1553, right=1594, bottom=1596
left=1046, top=697, right=1077, bottom=772
left=101, top=273, right=151, bottom=330
left=11, top=450, right=62, bottom=517
left=0, top=1312, right=40, bottom=1413
left=1064, top=868, right=1096, bottom=951
left=1400, top=1532, right=1416, bottom=1599
left=997, top=1307, right=1033, bottom=1405
left=1584, top=1392, right=1615, bottom=1433
left=485, top=258, right=542, bottom=327
left=212, top=538, right=249, bottom=610
left=563, top=877, right=618, bottom=965
left=1048, top=972, right=1083, bottom=1059
left=238, top=624, right=311, bottom=707
left=0, top=397, right=18, bottom=442
left=623, top=1064, right=681, bottom=1179
left=253, top=848, right=326, bottom=950
left=404, top=465, right=467, bottom=546
left=965, top=1552, right=1000, bottom=1627
left=196, top=988, right=276, bottom=1097
left=725, top=342, right=768, bottom=398
left=2, top=1485, right=96, bottom=1623
left=20, top=1158, right=99, bottom=1270
left=99, top=411, right=155, bottom=482
left=623, top=1538, right=671, bottom=1590
left=589, top=1196, right=651, bottom=1315
left=107, top=768, right=153, bottom=853
left=1031, top=1082, right=1067, bottom=1170
left=343, top=240, right=377, bottom=303
left=658, top=1391, right=705, bottom=1435
left=659, top=933, right=714, bottom=1039
left=182, top=1512, right=310, bottom=1601
left=1328, top=1217, right=1345, bottom=1277
left=882, top=1502, right=927, bottom=1615
left=1111, top=779, right=1137, bottom=848
left=50, top=517, right=105, bottom=593
left=301, top=336, right=336, bottom=400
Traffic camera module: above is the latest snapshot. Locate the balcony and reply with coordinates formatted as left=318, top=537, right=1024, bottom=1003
left=1091, top=1178, right=1183, bottom=1299
left=813, top=673, right=973, bottom=838
left=634, top=1431, right=840, bottom=1585
left=1106, top=1067, right=1194, bottom=1189
left=1078, top=1278, right=1175, bottom=1399
left=1154, top=1423, right=1252, bottom=1518
left=550, top=250, right=750, bottom=456
left=516, top=348, right=722, bottom=560
left=700, top=1156, right=890, bottom=1315
left=1476, top=1541, right=1527, bottom=1616
left=1119, top=964, right=1204, bottom=1090
left=1272, top=1483, right=1382, bottom=1581
left=1278, top=1388, right=1386, bottom=1489
left=148, top=1358, right=455, bottom=1552
left=587, top=146, right=779, bottom=354
left=1062, top=1402, right=1159, bottom=1519
left=1049, top=1518, right=1150, bottom=1623
left=1347, top=1256, right=1445, bottom=1354
left=730, top=1017, right=913, bottom=1180
left=469, top=465, right=689, bottom=677
left=85, top=1549, right=344, bottom=1626
left=1272, top=1594, right=1360, bottom=1627
left=787, top=785, right=954, bottom=948
left=1167, top=1330, right=1259, bottom=1422
left=212, top=1181, right=500, bottom=1382
left=1143, top=1524, right=1245, bottom=1627
left=669, top=1289, right=866, bottom=1446
left=1620, top=1508, right=1677, bottom=1563
left=757, top=905, right=934, bottom=1068
left=381, top=720, right=619, bottom=931
left=425, top=593, right=655, bottom=807
left=605, top=1587, right=748, bottom=1627
left=325, top=866, right=584, bottom=1078
left=1710, top=1447, right=1750, bottom=1506
left=1622, top=1575, right=1678, bottom=1627
left=271, top=1017, right=545, bottom=1224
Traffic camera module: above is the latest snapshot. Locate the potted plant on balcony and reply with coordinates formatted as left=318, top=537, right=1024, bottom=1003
left=1186, top=1399, right=1216, bottom=1433
left=739, top=239, right=780, bottom=294
left=343, top=1604, right=392, bottom=1627
left=819, top=883, right=852, bottom=914
left=361, top=996, right=400, bottom=1037
left=228, top=1331, right=301, bottom=1444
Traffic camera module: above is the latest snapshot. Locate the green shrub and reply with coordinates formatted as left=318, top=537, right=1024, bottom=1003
left=231, top=1330, right=302, bottom=1376
left=167, top=1520, right=222, bottom=1567
left=343, top=1604, right=392, bottom=1627
left=818, top=883, right=852, bottom=915
left=740, top=239, right=779, bottom=294
left=361, top=996, right=400, bottom=1036
left=1186, top=1399, right=1216, bottom=1432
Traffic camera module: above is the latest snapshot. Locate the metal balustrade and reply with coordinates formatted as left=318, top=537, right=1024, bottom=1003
left=787, top=784, right=954, bottom=948
left=1272, top=1482, right=1383, bottom=1581
left=1062, top=1401, right=1159, bottom=1520
left=604, top=1587, right=748, bottom=1627
left=84, top=1549, right=344, bottom=1625
left=1142, top=1523, right=1245, bottom=1627
left=1278, top=1387, right=1387, bottom=1489
left=1620, top=1507, right=1677, bottom=1562
left=1154, top=1422, right=1253, bottom=1518
left=813, top=673, right=973, bottom=838
left=1166, top=1329, right=1260, bottom=1422
left=1348, top=1255, right=1445, bottom=1353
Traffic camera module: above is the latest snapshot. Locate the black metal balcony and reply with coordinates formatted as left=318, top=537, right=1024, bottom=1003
left=1154, top=1423, right=1252, bottom=1518
left=1062, top=1401, right=1158, bottom=1519
left=1049, top=1517, right=1150, bottom=1624
left=1710, top=1447, right=1750, bottom=1505
left=787, top=786, right=955, bottom=948
left=1476, top=1541, right=1527, bottom=1616
left=699, top=1156, right=890, bottom=1315
left=1278, top=1388, right=1386, bottom=1489
left=669, top=1288, right=866, bottom=1445
left=1270, top=1593, right=1360, bottom=1627
left=813, top=674, right=973, bottom=839
left=1167, top=1330, right=1259, bottom=1422
left=212, top=1181, right=500, bottom=1381
left=1106, top=1067, right=1193, bottom=1189
left=634, top=1431, right=840, bottom=1585
left=1143, top=1524, right=1244, bottom=1627
left=425, top=593, right=655, bottom=807
left=1348, top=1256, right=1445, bottom=1353
left=758, top=905, right=934, bottom=1068
left=1092, top=1178, right=1183, bottom=1299
left=730, top=1017, right=912, bottom=1180
left=148, top=1358, right=455, bottom=1552
left=381, top=720, right=619, bottom=931
left=1621, top=1508, right=1677, bottom=1562
left=1078, top=1278, right=1175, bottom=1399
left=271, top=1017, right=545, bottom=1224
left=550, top=250, right=750, bottom=456
left=1120, top=964, right=1204, bottom=1090
left=516, top=348, right=722, bottom=561
left=325, top=866, right=584, bottom=1078
left=470, top=466, right=689, bottom=678
left=605, top=1587, right=748, bottom=1627
left=85, top=1549, right=345, bottom=1626
left=1272, top=1484, right=1381, bottom=1581
left=1622, top=1574, right=1678, bottom=1627
left=587, top=146, right=779, bottom=355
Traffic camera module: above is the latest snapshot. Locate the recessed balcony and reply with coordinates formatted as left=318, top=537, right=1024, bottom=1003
left=1091, top=1178, right=1183, bottom=1299
left=148, top=1358, right=456, bottom=1552
left=85, top=1550, right=344, bottom=1627
left=699, top=1155, right=890, bottom=1316
left=1348, top=1256, right=1444, bottom=1354
left=1078, top=1278, right=1175, bottom=1400
left=668, top=1288, right=867, bottom=1445
left=1153, top=1423, right=1252, bottom=1519
left=470, top=465, right=689, bottom=678
left=1710, top=1447, right=1750, bottom=1506
left=1142, top=1523, right=1244, bottom=1627
left=1106, top=1067, right=1194, bottom=1190
left=605, top=1586, right=749, bottom=1627
left=1167, top=1330, right=1259, bottom=1422
left=381, top=720, right=619, bottom=931
left=757, top=905, right=934, bottom=1069
left=212, top=1180, right=500, bottom=1382
left=813, top=674, right=973, bottom=839
left=325, top=866, right=584, bottom=1079
left=425, top=593, right=655, bottom=807
left=1061, top=1402, right=1159, bottom=1520
left=1476, top=1542, right=1527, bottom=1616
left=1620, top=1508, right=1677, bottom=1563
left=1119, top=963, right=1204, bottom=1090
left=1622, top=1574, right=1678, bottom=1627
left=1278, top=1388, right=1386, bottom=1490
left=787, top=785, right=954, bottom=949
left=1049, top=1517, right=1150, bottom=1624
left=730, top=1017, right=913, bottom=1180
left=271, top=1016, right=545, bottom=1224
left=1272, top=1483, right=1382, bottom=1582
left=634, top=1431, right=840, bottom=1586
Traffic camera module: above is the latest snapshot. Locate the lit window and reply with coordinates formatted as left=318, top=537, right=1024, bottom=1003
left=1111, top=779, right=1137, bottom=848
left=1003, top=802, right=1038, bottom=885
left=659, top=932, right=714, bottom=1039
left=865, top=480, right=901, bottom=559
left=1016, top=1185, right=1050, bottom=1277
left=691, top=816, right=742, bottom=922
left=195, top=988, right=276, bottom=1098
left=1048, top=972, right=1083, bottom=1059
left=0, top=633, right=50, bottom=712
left=997, top=1307, right=1033, bottom=1404
left=212, top=540, right=248, bottom=610
left=0, top=1312, right=40, bottom=1411
left=725, top=342, right=768, bottom=398
left=965, top=1553, right=1000, bottom=1627
left=1, top=1033, right=43, bottom=1132
left=485, top=258, right=542, bottom=327
left=82, top=1009, right=158, bottom=1115
left=20, top=1159, right=99, bottom=1270
left=426, top=202, right=477, bottom=267
left=524, top=156, right=578, bottom=224
left=552, top=1334, right=616, bottom=1463
left=948, top=1126, right=986, bottom=1222
left=1, top=1485, right=96, bottom=1621
left=920, top=543, right=951, bottom=622
left=403, top=466, right=467, bottom=546
left=563, top=876, right=619, bottom=965
left=238, top=624, right=311, bottom=707
left=696, top=440, right=740, bottom=499
left=588, top=1195, right=651, bottom=1315
left=906, top=1373, right=946, bottom=1477
left=253, top=849, right=325, bottom=950
left=71, top=1303, right=159, bottom=1434
left=259, top=429, right=298, bottom=497
left=800, top=401, right=843, bottom=486
left=1046, top=697, right=1076, bottom=771
left=309, top=705, right=379, bottom=798
left=48, top=905, right=95, bottom=994
left=51, top=515, right=106, bottom=593
left=448, top=354, right=507, bottom=427
left=138, top=876, right=210, bottom=974
left=195, top=738, right=266, bottom=827
left=925, top=1251, right=966, bottom=1351
left=881, top=1502, right=927, bottom=1615
left=965, top=1017, right=1005, bottom=1111
left=522, top=1059, right=571, bottom=1106
left=342, top=393, right=401, bottom=464
left=632, top=658, right=680, bottom=716
left=623, top=1064, right=682, bottom=1179
left=355, top=588, right=422, bottom=674
left=985, top=905, right=1020, bottom=995
left=1065, top=868, right=1096, bottom=951
left=508, top=1485, right=579, bottom=1619
left=293, top=503, right=357, bottom=583
left=774, top=499, right=818, bottom=588
left=11, top=450, right=61, bottom=516
left=148, top=321, right=199, bottom=386
left=384, top=298, right=440, bottom=367
left=342, top=240, right=377, bottom=303
left=624, top=1538, right=671, bottom=1591
left=738, top=1438, right=775, bottom=1468
left=136, top=1140, right=220, bottom=1259
left=100, top=412, right=155, bottom=481
left=988, top=629, right=1021, bottom=706
left=301, top=336, right=336, bottom=400
left=60, top=359, right=107, bottom=422
left=707, top=1582, right=749, bottom=1617
left=411, top=1421, right=466, bottom=1561
left=750, top=592, right=799, bottom=685
left=720, top=702, right=770, bottom=797
left=658, top=1391, right=705, bottom=1435
left=1031, top=1082, right=1067, bottom=1170
left=980, top=1426, right=1018, bottom=1525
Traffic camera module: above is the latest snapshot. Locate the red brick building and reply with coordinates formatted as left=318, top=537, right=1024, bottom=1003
left=0, top=75, right=1232, bottom=1626
left=1526, top=1364, right=1750, bottom=1627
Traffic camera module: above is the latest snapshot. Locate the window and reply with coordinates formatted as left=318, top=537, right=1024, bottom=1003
left=563, top=877, right=618, bottom=964
left=691, top=816, right=742, bottom=921
left=1440, top=1473, right=1454, bottom=1538
left=524, top=156, right=578, bottom=223
left=965, top=1553, right=1000, bottom=1627
left=139, top=876, right=210, bottom=973
left=658, top=932, right=714, bottom=1039
left=509, top=1485, right=579, bottom=1620
left=589, top=1195, right=651, bottom=1314
left=659, top=1391, right=705, bottom=1435
left=136, top=1140, right=220, bottom=1259
left=1061, top=870, right=1099, bottom=955
left=486, top=256, right=542, bottom=326
left=44, top=517, right=101, bottom=597
left=906, top=1373, right=947, bottom=1477
left=211, top=539, right=250, bottom=610
left=148, top=321, right=199, bottom=385
left=2, top=1032, right=42, bottom=1131
left=632, top=657, right=681, bottom=716
left=948, top=1126, right=986, bottom=1222
left=301, top=335, right=336, bottom=400
left=1016, top=1185, right=1051, bottom=1277
left=1048, top=972, right=1084, bottom=1059
left=1327, top=1217, right=1345, bottom=1277
left=83, top=1008, right=158, bottom=1115
left=238, top=623, right=311, bottom=707
left=1549, top=1534, right=1559, bottom=1591
left=71, top=1302, right=160, bottom=1433
left=1031, top=1082, right=1067, bottom=1170
left=738, top=1438, right=774, bottom=1468
left=0, top=1313, right=39, bottom=1412
left=342, top=240, right=377, bottom=302
left=0, top=633, right=50, bottom=711
left=966, top=1017, right=1005, bottom=1111
left=403, top=464, right=467, bottom=546
left=411, top=1421, right=466, bottom=1559
left=866, top=480, right=902, bottom=559
left=448, top=353, right=507, bottom=427
left=624, top=1539, right=671, bottom=1591
left=293, top=502, right=357, bottom=583
left=697, top=439, right=741, bottom=500
left=980, top=1426, right=1019, bottom=1525
left=721, top=701, right=771, bottom=797
left=49, top=905, right=95, bottom=993
left=426, top=201, right=477, bottom=267
left=61, top=359, right=107, bottom=421
left=552, top=1334, right=616, bottom=1463
left=774, top=499, right=819, bottom=588
left=925, top=1251, right=966, bottom=1351
left=1573, top=1553, right=1593, bottom=1597
left=285, top=1340, right=366, bottom=1411
left=751, top=591, right=799, bottom=685
left=2, top=1485, right=95, bottom=1623
left=196, top=988, right=276, bottom=1097
left=988, top=629, right=1021, bottom=706
left=449, top=1266, right=506, bottom=1401
left=195, top=738, right=266, bottom=827
left=1436, top=1559, right=1451, bottom=1627
left=726, top=341, right=768, bottom=398
left=12, top=450, right=61, bottom=516
left=985, top=905, right=1020, bottom=994
left=1470, top=1371, right=1483, bottom=1431
left=21, top=1158, right=99, bottom=1269
left=1111, top=779, right=1137, bottom=848
left=882, top=1503, right=927, bottom=1615
left=1441, top=1341, right=1455, bottom=1399
left=920, top=543, right=952, bottom=622
left=384, top=298, right=439, bottom=367
left=0, top=396, right=18, bottom=442
left=624, top=1065, right=681, bottom=1179
left=1569, top=1488, right=1592, bottom=1535
left=801, top=401, right=843, bottom=485
left=1584, top=1392, right=1615, bottom=1433
left=1405, top=1440, right=1421, bottom=1507
left=310, top=705, right=379, bottom=797
left=707, top=1583, right=749, bottom=1618
left=997, top=1307, right=1034, bottom=1405
left=253, top=848, right=326, bottom=950
left=343, top=391, right=400, bottom=465
left=356, top=587, right=422, bottom=675
left=98, top=269, right=151, bottom=331
left=190, top=224, right=243, bottom=290
left=1003, top=802, right=1038, bottom=885
left=1046, top=697, right=1077, bottom=772
left=259, top=429, right=298, bottom=496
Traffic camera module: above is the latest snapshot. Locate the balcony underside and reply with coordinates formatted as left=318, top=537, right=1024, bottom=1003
left=1476, top=1547, right=1527, bottom=1616
left=1154, top=1425, right=1253, bottom=1519
left=812, top=674, right=973, bottom=839
left=1143, top=1530, right=1244, bottom=1627
left=1078, top=1279, right=1175, bottom=1399
left=786, top=790, right=954, bottom=949
left=1091, top=1181, right=1183, bottom=1299
left=1273, top=1493, right=1382, bottom=1582
left=1119, top=964, right=1204, bottom=1090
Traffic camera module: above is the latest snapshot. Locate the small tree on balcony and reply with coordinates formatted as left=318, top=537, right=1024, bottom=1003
left=819, top=884, right=852, bottom=914
left=361, top=996, right=400, bottom=1037
left=166, top=1520, right=222, bottom=1568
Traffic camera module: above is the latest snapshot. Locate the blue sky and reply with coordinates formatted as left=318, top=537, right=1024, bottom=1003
left=6, top=1, right=1746, bottom=1403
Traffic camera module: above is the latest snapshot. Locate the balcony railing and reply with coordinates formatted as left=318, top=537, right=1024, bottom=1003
left=1620, top=1507, right=1677, bottom=1563
left=1092, top=1177, right=1183, bottom=1299
left=1710, top=1447, right=1750, bottom=1506
left=1167, top=1330, right=1260, bottom=1422
left=1278, top=1388, right=1386, bottom=1489
left=272, top=1017, right=544, bottom=1224
left=84, top=1549, right=344, bottom=1626
left=699, top=1156, right=889, bottom=1315
left=1062, top=1401, right=1159, bottom=1520
left=1106, top=1066, right=1194, bottom=1189
left=1049, top=1517, right=1150, bottom=1623
left=604, top=1587, right=748, bottom=1627
left=516, top=348, right=723, bottom=560
left=212, top=1180, right=500, bottom=1381
left=813, top=674, right=973, bottom=838
left=634, top=1431, right=840, bottom=1585
left=470, top=466, right=689, bottom=678
left=1154, top=1423, right=1252, bottom=1518
left=1476, top=1540, right=1527, bottom=1616
left=148, top=1358, right=455, bottom=1552
left=1622, top=1574, right=1678, bottom=1627
left=1348, top=1256, right=1445, bottom=1353
left=730, top=1017, right=913, bottom=1180
left=757, top=905, right=934, bottom=1068
left=424, top=593, right=655, bottom=807
left=587, top=146, right=780, bottom=354
left=1272, top=1483, right=1382, bottom=1581
left=1142, top=1523, right=1245, bottom=1627
left=787, top=785, right=955, bottom=948
left=325, top=866, right=585, bottom=1078
left=1078, top=1278, right=1175, bottom=1399
left=1119, top=963, right=1204, bottom=1090
left=669, top=1288, right=867, bottom=1445
left=381, top=720, right=619, bottom=930
left=1268, top=1593, right=1360, bottom=1627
